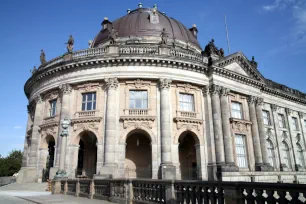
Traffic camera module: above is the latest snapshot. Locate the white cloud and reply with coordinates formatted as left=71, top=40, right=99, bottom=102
left=14, top=126, right=22, bottom=129
left=262, top=0, right=295, bottom=11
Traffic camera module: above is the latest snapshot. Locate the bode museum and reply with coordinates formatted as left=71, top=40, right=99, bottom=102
left=18, top=4, right=306, bottom=184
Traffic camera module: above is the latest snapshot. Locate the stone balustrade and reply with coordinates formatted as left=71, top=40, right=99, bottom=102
left=177, top=111, right=197, bottom=118
left=124, top=109, right=150, bottom=116
left=53, top=178, right=306, bottom=204
left=75, top=110, right=98, bottom=118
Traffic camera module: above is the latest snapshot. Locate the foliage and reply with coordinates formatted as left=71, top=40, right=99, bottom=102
left=0, top=150, right=22, bottom=177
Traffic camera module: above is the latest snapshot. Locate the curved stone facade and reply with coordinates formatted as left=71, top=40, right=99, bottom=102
left=18, top=5, right=306, bottom=183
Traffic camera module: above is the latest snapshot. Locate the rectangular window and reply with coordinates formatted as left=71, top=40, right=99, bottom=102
left=81, top=92, right=96, bottom=111
left=267, top=140, right=275, bottom=167
left=278, top=114, right=286, bottom=128
left=179, top=93, right=195, bottom=112
left=292, top=117, right=299, bottom=131
left=49, top=100, right=57, bottom=117
left=231, top=102, right=243, bottom=119
left=129, top=90, right=148, bottom=109
left=235, top=134, right=248, bottom=168
left=262, top=110, right=271, bottom=125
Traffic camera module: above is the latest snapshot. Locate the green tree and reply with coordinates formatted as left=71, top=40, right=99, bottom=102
left=0, top=150, right=22, bottom=177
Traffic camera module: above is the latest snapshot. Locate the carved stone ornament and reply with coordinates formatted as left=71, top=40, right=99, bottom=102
left=60, top=118, right=71, bottom=137
left=220, top=87, right=230, bottom=97
left=160, top=28, right=168, bottom=45
left=183, top=83, right=192, bottom=93
left=158, top=78, right=172, bottom=90
left=59, top=83, right=72, bottom=95
left=256, top=97, right=264, bottom=106
left=247, top=95, right=257, bottom=104
left=174, top=117, right=203, bottom=132
left=105, top=78, right=119, bottom=90
left=123, top=121, right=153, bottom=129
left=295, top=133, right=301, bottom=144
left=230, top=118, right=252, bottom=134
left=73, top=122, right=99, bottom=132
left=134, top=79, right=145, bottom=89
left=33, top=94, right=43, bottom=104
left=150, top=8, right=159, bottom=24
left=299, top=112, right=305, bottom=119
left=209, top=84, right=221, bottom=95
left=41, top=127, right=58, bottom=138
left=66, top=35, right=74, bottom=53
left=271, top=104, right=278, bottom=112
left=45, top=90, right=59, bottom=100
left=77, top=82, right=100, bottom=91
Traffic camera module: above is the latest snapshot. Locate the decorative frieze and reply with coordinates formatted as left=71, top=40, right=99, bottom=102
left=105, top=78, right=119, bottom=90
left=120, top=116, right=155, bottom=129
left=44, top=90, right=59, bottom=101
left=125, top=79, right=151, bottom=89
left=299, top=112, right=305, bottom=119
left=174, top=117, right=203, bottom=132
left=77, top=82, right=100, bottom=91
left=177, top=83, right=195, bottom=93
left=230, top=118, right=252, bottom=134
left=59, top=83, right=72, bottom=95
left=40, top=126, right=58, bottom=138
left=158, top=78, right=172, bottom=90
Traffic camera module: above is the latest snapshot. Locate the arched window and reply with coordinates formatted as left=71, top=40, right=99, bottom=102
left=266, top=140, right=275, bottom=167
left=297, top=144, right=305, bottom=169
left=282, top=142, right=292, bottom=169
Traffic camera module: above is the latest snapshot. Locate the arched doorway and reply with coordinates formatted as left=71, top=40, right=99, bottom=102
left=125, top=130, right=152, bottom=178
left=41, top=135, right=55, bottom=182
left=76, top=132, right=97, bottom=178
left=178, top=131, right=200, bottom=180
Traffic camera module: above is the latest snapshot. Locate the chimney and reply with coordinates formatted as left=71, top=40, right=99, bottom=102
left=189, top=24, right=198, bottom=38
left=102, top=17, right=112, bottom=30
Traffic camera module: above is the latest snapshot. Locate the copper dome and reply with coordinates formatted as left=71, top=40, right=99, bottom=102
left=92, top=8, right=201, bottom=50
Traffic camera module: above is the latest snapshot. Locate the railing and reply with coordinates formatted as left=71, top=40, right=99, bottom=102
left=73, top=47, right=108, bottom=59
left=119, top=46, right=159, bottom=55
left=125, top=109, right=149, bottom=116
left=177, top=111, right=197, bottom=118
left=170, top=49, right=203, bottom=62
left=53, top=178, right=306, bottom=204
left=75, top=110, right=98, bottom=118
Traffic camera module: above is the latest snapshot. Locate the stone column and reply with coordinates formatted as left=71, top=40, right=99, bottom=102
left=159, top=78, right=175, bottom=179
left=21, top=136, right=29, bottom=167
left=28, top=95, right=44, bottom=167
left=247, top=96, right=263, bottom=170
left=104, top=78, right=118, bottom=166
left=220, top=87, right=237, bottom=171
left=285, top=108, right=298, bottom=171
left=56, top=84, right=72, bottom=178
left=255, top=98, right=272, bottom=170
left=209, top=85, right=225, bottom=167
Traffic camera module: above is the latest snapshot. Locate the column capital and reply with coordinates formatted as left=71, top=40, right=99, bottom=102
left=202, top=85, right=209, bottom=96
left=271, top=104, right=278, bottom=112
left=285, top=108, right=292, bottom=116
left=220, top=87, right=231, bottom=97
left=247, top=95, right=258, bottom=104
left=298, top=112, right=305, bottom=119
left=255, top=97, right=264, bottom=107
left=33, top=94, right=43, bottom=104
left=105, top=77, right=119, bottom=90
left=209, top=84, right=221, bottom=95
left=59, top=83, right=72, bottom=95
left=158, top=78, right=172, bottom=90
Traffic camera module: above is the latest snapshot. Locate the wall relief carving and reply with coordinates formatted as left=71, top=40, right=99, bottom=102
left=77, top=82, right=100, bottom=91
left=230, top=118, right=252, bottom=134
left=174, top=117, right=202, bottom=132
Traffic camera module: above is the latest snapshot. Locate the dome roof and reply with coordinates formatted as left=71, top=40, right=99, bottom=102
left=92, top=8, right=201, bottom=50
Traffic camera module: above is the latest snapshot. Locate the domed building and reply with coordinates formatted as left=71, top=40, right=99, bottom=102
left=18, top=4, right=306, bottom=184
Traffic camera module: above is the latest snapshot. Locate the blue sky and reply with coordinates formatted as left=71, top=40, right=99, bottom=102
left=0, top=0, right=305, bottom=156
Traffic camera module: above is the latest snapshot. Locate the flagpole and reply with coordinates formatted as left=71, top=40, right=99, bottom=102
left=224, top=15, right=231, bottom=54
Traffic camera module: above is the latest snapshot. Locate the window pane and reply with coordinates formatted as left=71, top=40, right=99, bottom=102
left=93, top=93, right=96, bottom=100
left=129, top=91, right=148, bottom=109
left=179, top=93, right=194, bottom=112
left=82, top=103, right=86, bottom=111
left=87, top=102, right=92, bottom=110
left=235, top=134, right=247, bottom=168
left=129, top=100, right=134, bottom=108
left=93, top=101, right=96, bottom=110
left=82, top=94, right=86, bottom=102
left=232, top=102, right=242, bottom=119
left=135, top=99, right=142, bottom=108
left=143, top=99, right=148, bottom=109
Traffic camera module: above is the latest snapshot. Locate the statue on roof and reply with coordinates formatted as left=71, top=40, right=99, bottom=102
left=66, top=35, right=74, bottom=53
left=203, top=39, right=224, bottom=58
left=40, top=49, right=46, bottom=65
left=30, top=66, right=37, bottom=75
left=160, top=28, right=168, bottom=45
left=250, top=56, right=258, bottom=69
left=109, top=28, right=118, bottom=44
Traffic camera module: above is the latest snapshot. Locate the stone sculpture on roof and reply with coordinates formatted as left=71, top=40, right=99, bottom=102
left=203, top=39, right=224, bottom=58
left=160, top=28, right=168, bottom=45
left=40, top=49, right=46, bottom=65
left=66, top=35, right=74, bottom=53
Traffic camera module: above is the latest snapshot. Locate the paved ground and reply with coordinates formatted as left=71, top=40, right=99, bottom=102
left=0, top=182, right=115, bottom=204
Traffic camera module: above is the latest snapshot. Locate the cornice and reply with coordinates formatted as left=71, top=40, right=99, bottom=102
left=120, top=116, right=156, bottom=121
left=39, top=121, right=59, bottom=129
left=174, top=117, right=203, bottom=124
left=71, top=117, right=102, bottom=124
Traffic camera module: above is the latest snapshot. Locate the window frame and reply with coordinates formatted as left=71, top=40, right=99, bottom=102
left=266, top=140, right=276, bottom=167
left=292, top=117, right=299, bottom=131
left=49, top=99, right=57, bottom=117
left=179, top=93, right=195, bottom=112
left=282, top=142, right=292, bottom=169
left=81, top=92, right=97, bottom=111
left=278, top=114, right=286, bottom=128
left=129, top=90, right=148, bottom=109
left=234, top=134, right=248, bottom=168
left=231, top=101, right=243, bottom=120
left=262, top=110, right=271, bottom=126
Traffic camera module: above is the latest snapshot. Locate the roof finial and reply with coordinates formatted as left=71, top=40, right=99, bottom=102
left=104, top=17, right=108, bottom=21
left=153, top=4, right=158, bottom=9
left=138, top=2, right=143, bottom=8
left=127, top=9, right=131, bottom=14
left=192, top=24, right=197, bottom=28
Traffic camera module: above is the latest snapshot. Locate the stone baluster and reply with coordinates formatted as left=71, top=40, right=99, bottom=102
left=104, top=78, right=119, bottom=166
left=220, top=87, right=237, bottom=170
left=209, top=85, right=225, bottom=167
left=57, top=84, right=72, bottom=177
left=247, top=96, right=263, bottom=171
left=28, top=95, right=44, bottom=167
left=255, top=98, right=272, bottom=170
left=159, top=78, right=176, bottom=179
